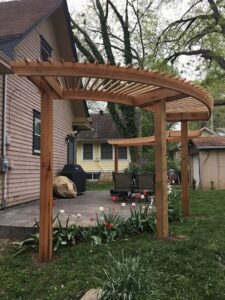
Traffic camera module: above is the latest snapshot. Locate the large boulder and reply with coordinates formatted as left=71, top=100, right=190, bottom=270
left=80, top=289, right=103, bottom=300
left=53, top=176, right=77, bottom=198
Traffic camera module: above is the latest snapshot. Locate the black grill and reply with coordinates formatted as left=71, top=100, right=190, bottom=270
left=61, top=164, right=86, bottom=194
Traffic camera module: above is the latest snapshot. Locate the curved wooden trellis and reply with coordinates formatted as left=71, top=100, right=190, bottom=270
left=11, top=60, right=214, bottom=262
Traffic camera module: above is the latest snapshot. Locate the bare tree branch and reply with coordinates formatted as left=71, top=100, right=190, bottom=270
left=96, top=0, right=115, bottom=64
left=128, top=1, right=145, bottom=64
left=166, top=49, right=225, bottom=69
left=71, top=18, right=104, bottom=63
left=108, top=0, right=133, bottom=64
left=72, top=34, right=95, bottom=62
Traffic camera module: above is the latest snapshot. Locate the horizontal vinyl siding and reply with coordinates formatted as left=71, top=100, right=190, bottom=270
left=4, top=17, right=73, bottom=206
left=77, top=142, right=130, bottom=173
left=0, top=76, right=3, bottom=203
left=53, top=99, right=74, bottom=176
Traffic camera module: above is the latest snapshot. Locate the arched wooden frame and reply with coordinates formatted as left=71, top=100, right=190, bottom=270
left=108, top=129, right=201, bottom=217
left=10, top=61, right=214, bottom=262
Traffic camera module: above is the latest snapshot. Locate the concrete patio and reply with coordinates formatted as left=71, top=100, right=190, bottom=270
left=0, top=191, right=134, bottom=239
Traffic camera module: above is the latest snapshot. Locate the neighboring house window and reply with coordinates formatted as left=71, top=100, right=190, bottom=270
left=83, top=143, right=93, bottom=160
left=40, top=35, right=52, bottom=61
left=118, top=146, right=127, bottom=159
left=101, top=143, right=113, bottom=160
left=86, top=172, right=101, bottom=181
left=33, top=110, right=40, bottom=155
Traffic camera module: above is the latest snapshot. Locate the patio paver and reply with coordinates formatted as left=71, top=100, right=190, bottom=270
left=0, top=191, right=132, bottom=228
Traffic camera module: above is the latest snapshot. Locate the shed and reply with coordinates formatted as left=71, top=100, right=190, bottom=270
left=189, top=136, right=225, bottom=190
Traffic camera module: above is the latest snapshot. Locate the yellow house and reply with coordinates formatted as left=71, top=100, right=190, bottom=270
left=76, top=112, right=131, bottom=181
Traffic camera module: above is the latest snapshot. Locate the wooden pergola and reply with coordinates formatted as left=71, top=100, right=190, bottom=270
left=11, top=60, right=213, bottom=262
left=108, top=129, right=201, bottom=216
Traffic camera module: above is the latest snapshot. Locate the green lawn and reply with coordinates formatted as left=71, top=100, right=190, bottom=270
left=86, top=180, right=113, bottom=191
left=1, top=190, right=225, bottom=299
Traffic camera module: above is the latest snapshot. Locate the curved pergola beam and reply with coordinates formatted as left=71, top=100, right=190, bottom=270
left=108, top=130, right=201, bottom=146
left=11, top=61, right=213, bottom=121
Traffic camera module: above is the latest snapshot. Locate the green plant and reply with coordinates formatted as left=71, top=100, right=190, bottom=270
left=13, top=220, right=40, bottom=256
left=97, top=252, right=147, bottom=300
left=168, top=188, right=183, bottom=222
left=94, top=209, right=126, bottom=244
left=126, top=205, right=156, bottom=234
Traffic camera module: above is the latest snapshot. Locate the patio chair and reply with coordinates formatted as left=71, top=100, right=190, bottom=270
left=135, top=173, right=155, bottom=194
left=112, top=172, right=133, bottom=199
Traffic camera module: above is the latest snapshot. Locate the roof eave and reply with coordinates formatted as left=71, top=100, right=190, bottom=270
left=196, top=146, right=225, bottom=150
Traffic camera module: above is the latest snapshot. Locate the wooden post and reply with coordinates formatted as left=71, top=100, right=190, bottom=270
left=154, top=100, right=168, bottom=239
left=114, top=144, right=118, bottom=172
left=39, top=91, right=53, bottom=262
left=181, top=121, right=189, bottom=217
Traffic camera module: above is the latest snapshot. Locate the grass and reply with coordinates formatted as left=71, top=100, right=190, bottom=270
left=1, top=190, right=225, bottom=299
left=86, top=180, right=113, bottom=191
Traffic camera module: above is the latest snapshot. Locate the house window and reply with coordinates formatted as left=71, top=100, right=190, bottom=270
left=33, top=110, right=40, bottom=155
left=40, top=35, right=52, bottom=61
left=118, top=146, right=127, bottom=159
left=83, top=143, right=93, bottom=160
left=101, top=143, right=112, bottom=160
left=86, top=172, right=101, bottom=181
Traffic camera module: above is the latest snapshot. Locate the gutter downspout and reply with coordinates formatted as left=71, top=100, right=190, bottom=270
left=1, top=74, right=7, bottom=209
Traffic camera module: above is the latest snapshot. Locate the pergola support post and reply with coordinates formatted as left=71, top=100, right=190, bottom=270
left=154, top=100, right=168, bottom=239
left=114, top=144, right=118, bottom=173
left=39, top=91, right=53, bottom=262
left=181, top=120, right=189, bottom=217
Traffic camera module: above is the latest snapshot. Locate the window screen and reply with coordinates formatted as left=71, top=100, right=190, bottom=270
left=33, top=110, right=40, bottom=155
left=83, top=143, right=93, bottom=160
left=101, top=143, right=113, bottom=159
left=118, top=146, right=127, bottom=159
left=40, top=35, right=52, bottom=61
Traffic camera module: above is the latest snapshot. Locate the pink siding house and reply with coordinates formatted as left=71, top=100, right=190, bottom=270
left=0, top=0, right=90, bottom=207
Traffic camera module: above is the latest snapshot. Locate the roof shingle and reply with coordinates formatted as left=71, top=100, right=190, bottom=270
left=77, top=114, right=122, bottom=141
left=192, top=136, right=225, bottom=149
left=0, top=0, right=62, bottom=40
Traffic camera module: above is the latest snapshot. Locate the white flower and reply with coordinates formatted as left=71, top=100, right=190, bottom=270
left=142, top=205, right=146, bottom=209
left=77, top=213, right=82, bottom=218
left=59, top=209, right=65, bottom=214
left=141, top=194, right=145, bottom=200
left=99, top=206, right=104, bottom=212
left=121, top=203, right=126, bottom=207
left=131, top=202, right=136, bottom=208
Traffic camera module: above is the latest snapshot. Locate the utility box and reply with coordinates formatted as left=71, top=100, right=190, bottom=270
left=0, top=156, right=10, bottom=173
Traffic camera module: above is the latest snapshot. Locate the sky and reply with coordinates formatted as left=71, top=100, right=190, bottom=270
left=67, top=0, right=89, bottom=14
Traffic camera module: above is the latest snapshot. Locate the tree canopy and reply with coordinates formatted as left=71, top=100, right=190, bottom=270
left=71, top=0, right=161, bottom=162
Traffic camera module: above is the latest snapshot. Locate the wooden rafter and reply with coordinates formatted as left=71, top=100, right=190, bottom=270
left=11, top=61, right=213, bottom=121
